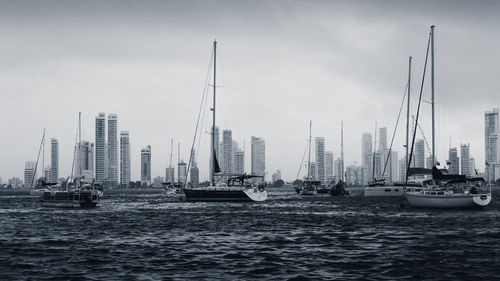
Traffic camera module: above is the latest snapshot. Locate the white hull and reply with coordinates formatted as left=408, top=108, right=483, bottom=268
left=405, top=192, right=492, bottom=208
left=364, top=186, right=424, bottom=197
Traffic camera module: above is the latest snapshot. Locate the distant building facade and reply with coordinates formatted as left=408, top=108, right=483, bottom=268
left=95, top=113, right=106, bottom=182
left=50, top=138, right=59, bottom=183
left=120, top=131, right=130, bottom=187
left=251, top=136, right=266, bottom=179
left=141, top=145, right=151, bottom=186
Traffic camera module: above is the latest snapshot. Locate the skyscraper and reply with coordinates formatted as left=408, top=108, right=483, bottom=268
left=95, top=113, right=106, bottom=182
left=315, top=137, right=325, bottom=183
left=379, top=127, right=387, bottom=152
left=460, top=143, right=470, bottom=176
left=178, top=161, right=187, bottom=184
left=251, top=136, right=266, bottom=179
left=190, top=148, right=199, bottom=186
left=107, top=114, right=118, bottom=187
left=414, top=139, right=425, bottom=168
left=50, top=138, right=59, bottom=183
left=334, top=158, right=342, bottom=182
left=485, top=109, right=499, bottom=183
left=235, top=149, right=245, bottom=174
left=79, top=141, right=94, bottom=177
left=24, top=161, right=36, bottom=188
left=120, top=131, right=130, bottom=187
left=325, top=151, right=334, bottom=182
left=448, top=147, right=459, bottom=174
left=141, top=145, right=151, bottom=186
left=361, top=133, right=372, bottom=184
left=389, top=151, right=399, bottom=183
left=222, top=130, right=233, bottom=175
left=165, top=167, right=175, bottom=183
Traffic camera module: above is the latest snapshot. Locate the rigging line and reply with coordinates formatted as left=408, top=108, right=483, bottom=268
left=296, top=141, right=309, bottom=180
left=416, top=121, right=433, bottom=157
left=185, top=47, right=214, bottom=186
left=381, top=81, right=408, bottom=179
left=70, top=115, right=80, bottom=180
left=31, top=129, right=45, bottom=188
left=406, top=32, right=431, bottom=185
left=196, top=61, right=213, bottom=164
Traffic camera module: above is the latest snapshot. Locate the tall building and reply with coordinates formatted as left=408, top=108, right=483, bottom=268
left=178, top=161, right=187, bottom=184
left=251, top=136, right=266, bottom=179
left=107, top=114, right=118, bottom=187
left=235, top=149, right=245, bottom=174
left=95, top=113, right=106, bottom=182
left=448, top=147, right=459, bottom=174
left=379, top=127, right=387, bottom=152
left=78, top=141, right=94, bottom=178
left=120, top=131, right=130, bottom=187
left=24, top=161, right=36, bottom=188
left=189, top=149, right=199, bottom=186
left=165, top=167, right=175, bottom=183
left=361, top=133, right=372, bottom=185
left=470, top=157, right=476, bottom=176
left=399, top=157, right=406, bottom=182
left=141, top=145, right=151, bottom=186
left=315, top=137, right=325, bottom=183
left=460, top=143, right=470, bottom=176
left=485, top=108, right=499, bottom=183
left=426, top=155, right=434, bottom=169
left=222, top=130, right=233, bottom=175
left=309, top=162, right=317, bottom=180
left=272, top=170, right=282, bottom=183
left=325, top=151, right=334, bottom=182
left=414, top=139, right=425, bottom=168
left=345, top=165, right=362, bottom=186
left=373, top=151, right=382, bottom=180
left=389, top=151, right=399, bottom=183
left=50, top=138, right=59, bottom=183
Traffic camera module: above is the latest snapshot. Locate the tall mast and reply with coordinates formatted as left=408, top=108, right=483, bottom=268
left=78, top=112, right=82, bottom=177
left=42, top=128, right=45, bottom=180
left=406, top=57, right=412, bottom=172
left=431, top=25, right=436, bottom=166
left=372, top=121, right=377, bottom=181
left=341, top=121, right=344, bottom=182
left=169, top=138, right=173, bottom=168
left=307, top=120, right=312, bottom=180
left=210, top=40, right=217, bottom=186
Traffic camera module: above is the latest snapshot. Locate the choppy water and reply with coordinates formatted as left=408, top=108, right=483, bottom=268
left=1, top=187, right=500, bottom=280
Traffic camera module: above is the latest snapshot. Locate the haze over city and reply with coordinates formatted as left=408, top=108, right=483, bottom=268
left=2, top=0, right=500, bottom=182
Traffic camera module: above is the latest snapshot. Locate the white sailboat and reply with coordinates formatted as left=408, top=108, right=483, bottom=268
left=296, top=121, right=319, bottom=196
left=405, top=26, right=491, bottom=208
left=182, top=41, right=267, bottom=202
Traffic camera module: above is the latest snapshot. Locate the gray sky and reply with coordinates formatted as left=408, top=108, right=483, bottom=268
left=1, top=0, right=500, bottom=182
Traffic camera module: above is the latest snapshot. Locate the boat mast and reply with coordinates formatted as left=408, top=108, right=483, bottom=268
left=431, top=25, right=436, bottom=166
left=42, top=128, right=45, bottom=181
left=210, top=40, right=217, bottom=186
left=78, top=112, right=82, bottom=178
left=169, top=138, right=173, bottom=168
left=341, top=121, right=344, bottom=182
left=307, top=120, right=312, bottom=180
left=406, top=57, right=411, bottom=173
left=372, top=121, right=377, bottom=181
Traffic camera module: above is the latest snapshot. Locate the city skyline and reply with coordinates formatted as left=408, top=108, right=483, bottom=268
left=2, top=1, right=500, bottom=182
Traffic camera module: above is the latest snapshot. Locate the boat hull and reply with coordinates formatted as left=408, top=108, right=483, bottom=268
left=364, top=186, right=423, bottom=197
left=41, top=190, right=100, bottom=208
left=299, top=190, right=318, bottom=196
left=183, top=187, right=267, bottom=202
left=405, top=192, right=492, bottom=208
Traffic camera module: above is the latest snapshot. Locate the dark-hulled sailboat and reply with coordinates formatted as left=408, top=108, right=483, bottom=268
left=182, top=41, right=267, bottom=202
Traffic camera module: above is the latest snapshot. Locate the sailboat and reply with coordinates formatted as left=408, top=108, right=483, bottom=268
left=330, top=121, right=350, bottom=196
left=364, top=57, right=425, bottom=197
left=294, top=121, right=319, bottom=196
left=405, top=26, right=491, bottom=208
left=41, top=112, right=103, bottom=207
left=182, top=41, right=267, bottom=202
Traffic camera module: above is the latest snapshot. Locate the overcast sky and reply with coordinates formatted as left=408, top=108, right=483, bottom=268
left=1, top=0, right=500, bottom=182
